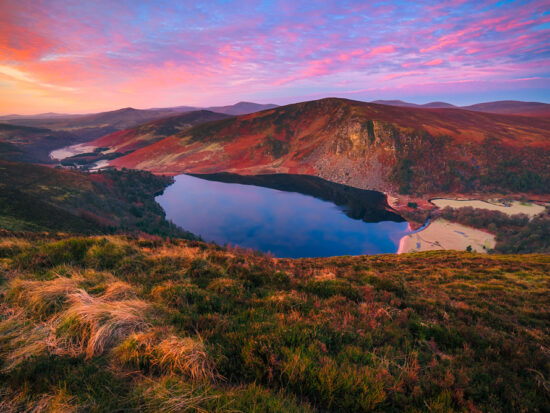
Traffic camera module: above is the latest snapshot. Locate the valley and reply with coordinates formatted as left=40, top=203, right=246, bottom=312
left=29, top=97, right=549, bottom=257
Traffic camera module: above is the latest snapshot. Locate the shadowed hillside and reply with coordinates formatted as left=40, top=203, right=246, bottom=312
left=108, top=98, right=550, bottom=195
left=0, top=124, right=84, bottom=163
left=0, top=233, right=548, bottom=411
left=0, top=160, right=193, bottom=238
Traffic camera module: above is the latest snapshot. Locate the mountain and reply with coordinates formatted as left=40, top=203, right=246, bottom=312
left=206, top=101, right=278, bottom=115
left=0, top=123, right=85, bottom=163
left=90, top=110, right=232, bottom=154
left=371, top=99, right=418, bottom=107
left=421, top=101, right=457, bottom=108
left=0, top=107, right=194, bottom=140
left=462, top=100, right=550, bottom=117
left=373, top=99, right=550, bottom=116
left=372, top=100, right=456, bottom=108
left=108, top=98, right=550, bottom=195
left=2, top=102, right=278, bottom=140
left=0, top=112, right=85, bottom=120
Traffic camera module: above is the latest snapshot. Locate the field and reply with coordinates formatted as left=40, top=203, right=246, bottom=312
left=0, top=232, right=548, bottom=412
left=431, top=199, right=546, bottom=218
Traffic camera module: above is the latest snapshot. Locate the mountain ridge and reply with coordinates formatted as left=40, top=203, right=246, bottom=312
left=105, top=97, right=550, bottom=195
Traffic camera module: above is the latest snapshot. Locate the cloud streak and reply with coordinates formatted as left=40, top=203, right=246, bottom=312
left=0, top=0, right=549, bottom=113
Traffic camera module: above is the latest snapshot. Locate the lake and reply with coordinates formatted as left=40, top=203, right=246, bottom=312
left=156, top=174, right=410, bottom=258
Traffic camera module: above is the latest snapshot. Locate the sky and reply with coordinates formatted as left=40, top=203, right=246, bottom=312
left=1, top=0, right=549, bottom=114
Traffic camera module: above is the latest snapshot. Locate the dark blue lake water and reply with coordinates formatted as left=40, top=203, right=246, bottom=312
left=156, top=174, right=410, bottom=258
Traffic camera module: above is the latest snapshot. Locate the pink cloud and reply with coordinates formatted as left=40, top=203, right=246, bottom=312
left=424, top=59, right=444, bottom=66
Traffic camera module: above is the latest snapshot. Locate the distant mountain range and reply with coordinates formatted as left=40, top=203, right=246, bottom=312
left=371, top=99, right=550, bottom=116
left=0, top=102, right=279, bottom=139
left=371, top=100, right=457, bottom=109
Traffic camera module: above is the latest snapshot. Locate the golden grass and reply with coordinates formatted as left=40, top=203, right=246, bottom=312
left=116, top=329, right=217, bottom=382
left=60, top=290, right=151, bottom=359
left=101, top=281, right=137, bottom=301
left=136, top=377, right=219, bottom=413
left=0, top=308, right=51, bottom=371
left=1, top=275, right=152, bottom=367
left=6, top=277, right=79, bottom=319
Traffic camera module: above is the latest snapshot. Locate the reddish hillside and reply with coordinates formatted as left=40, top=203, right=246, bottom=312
left=90, top=110, right=231, bottom=154
left=110, top=98, right=550, bottom=195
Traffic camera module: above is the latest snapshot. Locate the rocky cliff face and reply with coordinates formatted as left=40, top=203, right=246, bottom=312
left=109, top=98, right=550, bottom=195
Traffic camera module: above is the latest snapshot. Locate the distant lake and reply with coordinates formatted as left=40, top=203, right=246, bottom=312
left=156, top=174, right=410, bottom=258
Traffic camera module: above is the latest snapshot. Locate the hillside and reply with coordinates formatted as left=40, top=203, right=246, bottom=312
left=0, top=124, right=84, bottom=163
left=109, top=98, right=550, bottom=195
left=0, top=232, right=548, bottom=411
left=90, top=110, right=232, bottom=154
left=0, top=160, right=192, bottom=238
left=1, top=107, right=192, bottom=140
left=462, top=100, right=550, bottom=117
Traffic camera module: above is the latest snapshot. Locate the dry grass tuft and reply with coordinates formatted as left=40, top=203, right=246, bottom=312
left=101, top=281, right=137, bottom=301
left=0, top=387, right=78, bottom=413
left=59, top=290, right=151, bottom=359
left=136, top=377, right=218, bottom=413
left=0, top=307, right=52, bottom=371
left=156, top=336, right=216, bottom=381
left=116, top=329, right=217, bottom=382
left=6, top=277, right=79, bottom=318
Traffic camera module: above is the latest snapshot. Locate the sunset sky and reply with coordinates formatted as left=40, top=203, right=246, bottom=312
left=1, top=0, right=549, bottom=114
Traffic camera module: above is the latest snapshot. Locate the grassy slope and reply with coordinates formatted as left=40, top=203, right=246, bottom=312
left=0, top=160, right=193, bottom=238
left=0, top=233, right=548, bottom=412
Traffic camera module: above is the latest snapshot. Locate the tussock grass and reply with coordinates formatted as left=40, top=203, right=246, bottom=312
left=58, top=290, right=151, bottom=359
left=134, top=377, right=218, bottom=413
left=116, top=329, right=217, bottom=382
left=0, top=308, right=51, bottom=371
left=6, top=277, right=78, bottom=319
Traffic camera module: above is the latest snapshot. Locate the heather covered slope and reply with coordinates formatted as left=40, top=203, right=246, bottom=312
left=90, top=110, right=232, bottom=154
left=111, top=98, right=550, bottom=195
left=0, top=233, right=548, bottom=411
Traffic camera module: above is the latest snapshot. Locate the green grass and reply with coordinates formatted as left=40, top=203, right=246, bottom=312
left=0, top=233, right=548, bottom=411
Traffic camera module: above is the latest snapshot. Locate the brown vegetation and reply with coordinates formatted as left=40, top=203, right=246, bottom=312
left=0, top=232, right=548, bottom=411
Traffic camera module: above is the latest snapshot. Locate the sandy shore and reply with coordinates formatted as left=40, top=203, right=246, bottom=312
left=398, top=219, right=495, bottom=254
left=431, top=198, right=545, bottom=218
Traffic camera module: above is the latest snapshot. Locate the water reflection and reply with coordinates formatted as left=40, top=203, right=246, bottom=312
left=157, top=174, right=410, bottom=258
